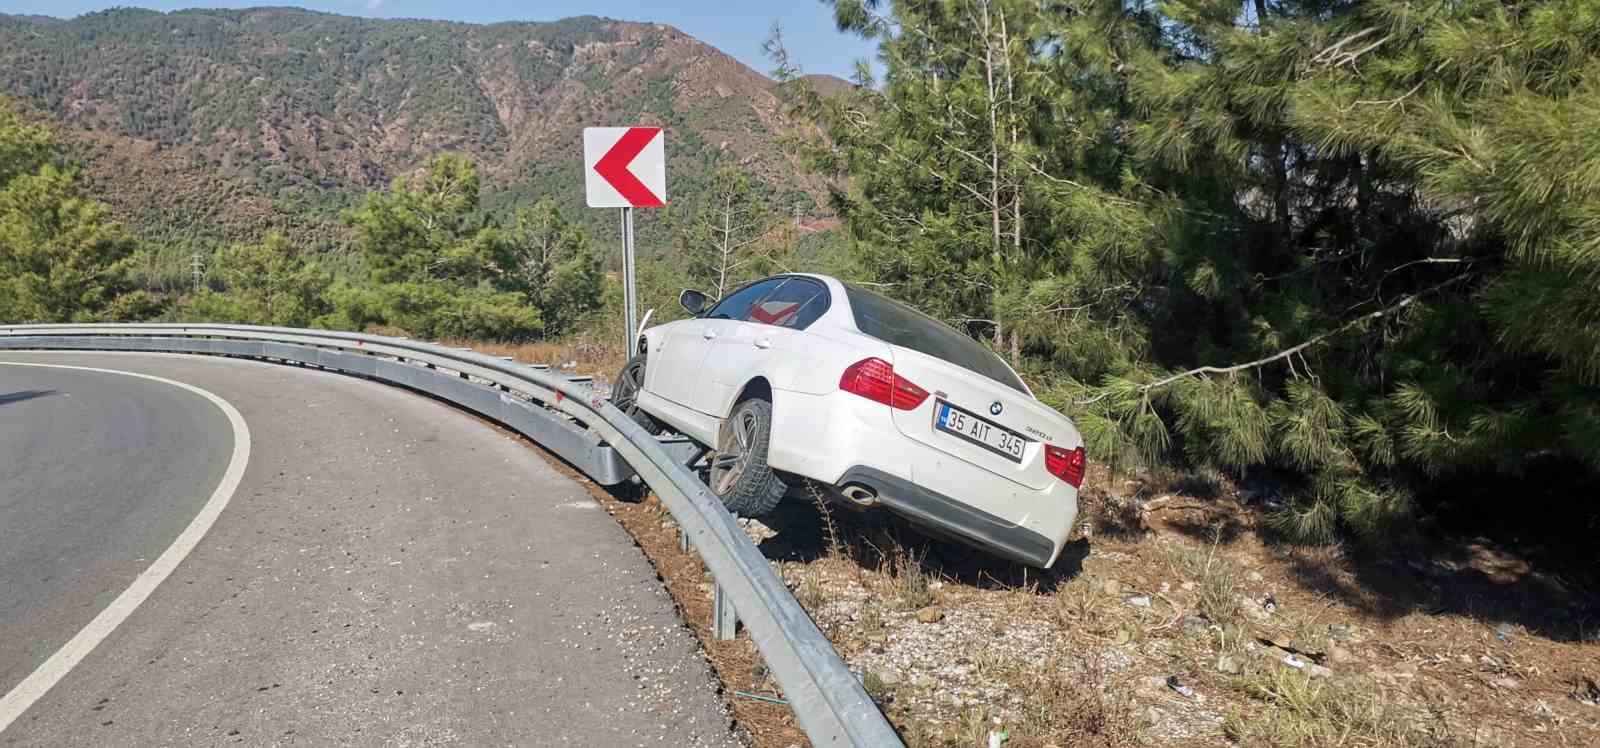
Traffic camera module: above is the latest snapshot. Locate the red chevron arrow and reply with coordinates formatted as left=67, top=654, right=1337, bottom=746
left=593, top=127, right=663, bottom=207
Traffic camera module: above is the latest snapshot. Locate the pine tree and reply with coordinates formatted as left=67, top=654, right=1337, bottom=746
left=671, top=164, right=787, bottom=299
left=177, top=233, right=332, bottom=327
left=492, top=198, right=605, bottom=337
left=0, top=96, right=151, bottom=323
left=337, top=154, right=542, bottom=340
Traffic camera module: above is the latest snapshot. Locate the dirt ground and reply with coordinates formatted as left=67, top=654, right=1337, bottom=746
left=546, top=452, right=1600, bottom=747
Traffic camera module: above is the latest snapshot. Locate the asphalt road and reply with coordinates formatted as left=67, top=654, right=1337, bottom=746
left=0, top=352, right=739, bottom=746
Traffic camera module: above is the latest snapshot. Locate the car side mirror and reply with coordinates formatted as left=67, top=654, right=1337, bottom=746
left=679, top=289, right=710, bottom=317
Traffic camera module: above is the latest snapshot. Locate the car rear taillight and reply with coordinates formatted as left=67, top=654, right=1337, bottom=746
left=839, top=357, right=929, bottom=410
left=1045, top=444, right=1086, bottom=488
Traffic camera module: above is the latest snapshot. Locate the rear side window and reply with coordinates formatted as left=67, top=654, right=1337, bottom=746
left=844, top=285, right=1026, bottom=393
left=707, top=278, right=784, bottom=321
left=746, top=278, right=829, bottom=329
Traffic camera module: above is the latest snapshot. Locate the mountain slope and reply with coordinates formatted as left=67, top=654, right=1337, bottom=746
left=0, top=7, right=816, bottom=249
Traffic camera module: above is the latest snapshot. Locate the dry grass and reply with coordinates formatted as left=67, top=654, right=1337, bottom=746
left=791, top=565, right=829, bottom=611
left=1052, top=579, right=1108, bottom=629
left=1011, top=657, right=1144, bottom=748
left=1158, top=528, right=1244, bottom=628
left=877, top=546, right=938, bottom=611
left=439, top=336, right=627, bottom=380
left=1223, top=666, right=1444, bottom=747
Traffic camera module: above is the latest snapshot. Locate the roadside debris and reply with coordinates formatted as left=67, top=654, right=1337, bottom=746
left=1166, top=675, right=1196, bottom=699
left=1180, top=615, right=1211, bottom=636
left=1574, top=676, right=1600, bottom=706
left=733, top=690, right=788, bottom=707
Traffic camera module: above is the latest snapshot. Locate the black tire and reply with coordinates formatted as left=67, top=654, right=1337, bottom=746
left=610, top=355, right=664, bottom=435
left=708, top=397, right=786, bottom=517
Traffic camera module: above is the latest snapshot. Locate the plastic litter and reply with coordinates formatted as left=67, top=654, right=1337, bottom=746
left=1577, top=676, right=1600, bottom=706
left=1166, top=674, right=1196, bottom=698
left=1263, top=594, right=1278, bottom=615
left=1284, top=655, right=1307, bottom=669
left=733, top=690, right=788, bottom=706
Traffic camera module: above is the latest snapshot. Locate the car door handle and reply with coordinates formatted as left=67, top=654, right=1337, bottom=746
left=702, top=329, right=718, bottom=340
left=754, top=337, right=773, bottom=350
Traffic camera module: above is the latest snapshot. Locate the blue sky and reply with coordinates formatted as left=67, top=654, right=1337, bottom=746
left=0, top=1, right=878, bottom=80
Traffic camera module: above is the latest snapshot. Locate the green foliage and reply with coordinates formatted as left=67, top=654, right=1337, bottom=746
left=784, top=0, right=1600, bottom=542
left=329, top=281, right=542, bottom=341
left=669, top=164, right=789, bottom=299
left=0, top=97, right=151, bottom=323
left=332, top=154, right=565, bottom=341
left=491, top=198, right=606, bottom=337
left=314, top=155, right=605, bottom=341
left=175, top=233, right=332, bottom=327
left=0, top=98, right=607, bottom=344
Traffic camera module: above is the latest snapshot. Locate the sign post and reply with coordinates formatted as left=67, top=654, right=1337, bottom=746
left=619, top=206, right=637, bottom=357
left=584, top=127, right=667, bottom=356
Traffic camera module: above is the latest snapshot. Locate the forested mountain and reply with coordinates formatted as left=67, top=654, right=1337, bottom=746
left=0, top=7, right=836, bottom=251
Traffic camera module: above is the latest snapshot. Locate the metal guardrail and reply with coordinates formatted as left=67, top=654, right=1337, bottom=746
left=0, top=323, right=902, bottom=747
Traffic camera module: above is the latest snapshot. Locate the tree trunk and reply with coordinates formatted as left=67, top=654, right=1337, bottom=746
left=718, top=194, right=733, bottom=298
left=1253, top=0, right=1290, bottom=241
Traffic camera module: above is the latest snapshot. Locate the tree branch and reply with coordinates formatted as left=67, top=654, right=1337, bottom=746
left=1075, top=274, right=1472, bottom=406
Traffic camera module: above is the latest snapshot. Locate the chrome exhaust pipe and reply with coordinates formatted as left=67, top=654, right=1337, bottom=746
left=839, top=483, right=878, bottom=508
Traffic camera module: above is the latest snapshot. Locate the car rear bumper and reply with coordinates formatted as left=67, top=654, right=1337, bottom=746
left=836, top=465, right=1058, bottom=568
left=767, top=388, right=1076, bottom=568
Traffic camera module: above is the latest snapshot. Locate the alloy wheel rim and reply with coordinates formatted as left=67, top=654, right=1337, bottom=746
left=710, top=409, right=756, bottom=495
left=614, top=361, right=643, bottom=411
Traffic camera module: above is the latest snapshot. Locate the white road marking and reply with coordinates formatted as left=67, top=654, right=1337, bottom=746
left=0, top=362, right=252, bottom=734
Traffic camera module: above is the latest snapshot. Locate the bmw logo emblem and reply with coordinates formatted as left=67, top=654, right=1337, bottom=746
left=989, top=401, right=1004, bottom=416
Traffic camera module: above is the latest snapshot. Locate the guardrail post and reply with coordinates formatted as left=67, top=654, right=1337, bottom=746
left=712, top=582, right=738, bottom=640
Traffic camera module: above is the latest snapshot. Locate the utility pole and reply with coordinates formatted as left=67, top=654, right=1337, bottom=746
left=190, top=252, right=204, bottom=293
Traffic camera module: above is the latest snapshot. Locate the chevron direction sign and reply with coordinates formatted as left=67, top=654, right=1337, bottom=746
left=584, top=127, right=667, bottom=208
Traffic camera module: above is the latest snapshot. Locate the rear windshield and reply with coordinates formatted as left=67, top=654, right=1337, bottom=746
left=844, top=285, right=1027, bottom=393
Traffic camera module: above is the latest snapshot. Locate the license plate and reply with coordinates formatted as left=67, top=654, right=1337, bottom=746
left=934, top=400, right=1027, bottom=462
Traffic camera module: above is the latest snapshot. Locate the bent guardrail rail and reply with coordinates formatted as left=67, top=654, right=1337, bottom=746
left=0, top=323, right=902, bottom=747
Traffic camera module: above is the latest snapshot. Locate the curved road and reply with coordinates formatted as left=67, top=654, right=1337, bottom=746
left=0, top=352, right=738, bottom=746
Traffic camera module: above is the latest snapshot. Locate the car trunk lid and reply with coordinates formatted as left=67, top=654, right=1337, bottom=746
left=884, top=346, right=1072, bottom=491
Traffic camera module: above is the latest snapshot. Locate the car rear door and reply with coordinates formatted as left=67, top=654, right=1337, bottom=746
left=695, top=277, right=830, bottom=416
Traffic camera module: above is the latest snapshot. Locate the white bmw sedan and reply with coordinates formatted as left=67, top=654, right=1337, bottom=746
left=610, top=273, right=1085, bottom=568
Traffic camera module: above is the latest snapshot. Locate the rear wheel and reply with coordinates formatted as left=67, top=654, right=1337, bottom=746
left=708, top=397, right=786, bottom=517
left=609, top=355, right=663, bottom=435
